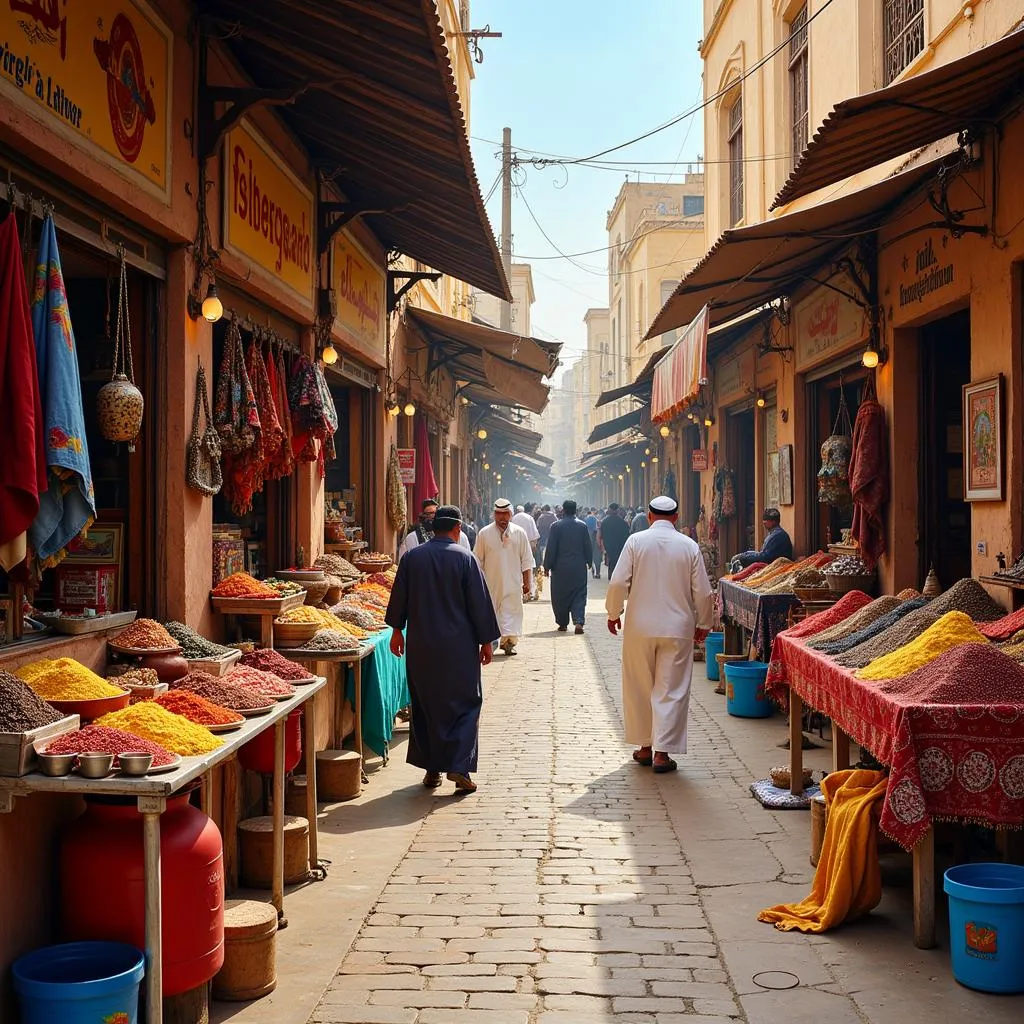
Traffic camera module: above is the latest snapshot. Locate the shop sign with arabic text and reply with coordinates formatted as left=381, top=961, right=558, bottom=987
left=794, top=274, right=868, bottom=372
left=332, top=229, right=385, bottom=359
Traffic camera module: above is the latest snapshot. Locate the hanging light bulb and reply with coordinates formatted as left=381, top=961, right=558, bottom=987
left=404, top=401, right=416, bottom=417
left=617, top=473, right=624, bottom=480
left=651, top=455, right=659, bottom=463
left=201, top=282, right=223, bottom=323
left=644, top=448, right=650, bottom=456
left=659, top=424, right=670, bottom=438
left=756, top=392, right=766, bottom=408
left=641, top=460, right=647, bottom=468
left=626, top=465, right=631, bottom=473
left=483, top=462, right=490, bottom=470
left=321, top=340, right=338, bottom=365
left=704, top=414, right=714, bottom=427
left=477, top=428, right=488, bottom=440
left=387, top=400, right=401, bottom=417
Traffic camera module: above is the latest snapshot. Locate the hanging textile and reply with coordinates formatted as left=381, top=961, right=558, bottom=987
left=185, top=362, right=222, bottom=497
left=247, top=340, right=283, bottom=480
left=28, top=215, right=96, bottom=569
left=214, top=321, right=258, bottom=455
left=413, top=415, right=439, bottom=512
left=288, top=353, right=324, bottom=463
left=219, top=333, right=263, bottom=516
left=264, top=346, right=294, bottom=480
left=818, top=382, right=854, bottom=506
left=386, top=443, right=407, bottom=536
left=314, top=362, right=338, bottom=476
left=848, top=376, right=889, bottom=569
left=0, top=210, right=46, bottom=572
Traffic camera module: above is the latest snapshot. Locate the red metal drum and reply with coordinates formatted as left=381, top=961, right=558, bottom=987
left=238, top=709, right=302, bottom=774
left=60, top=792, right=225, bottom=996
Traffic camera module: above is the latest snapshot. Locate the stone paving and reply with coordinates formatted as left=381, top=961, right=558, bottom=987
left=307, top=580, right=1022, bottom=1024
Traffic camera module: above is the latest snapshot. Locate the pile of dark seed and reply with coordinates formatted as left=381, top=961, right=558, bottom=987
left=163, top=621, right=233, bottom=660
left=833, top=606, right=941, bottom=668
left=807, top=596, right=901, bottom=649
left=0, top=670, right=63, bottom=732
left=925, top=578, right=1005, bottom=622
left=816, top=597, right=929, bottom=657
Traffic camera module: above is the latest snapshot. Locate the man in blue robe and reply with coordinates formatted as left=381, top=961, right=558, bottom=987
left=543, top=499, right=593, bottom=634
left=385, top=505, right=500, bottom=794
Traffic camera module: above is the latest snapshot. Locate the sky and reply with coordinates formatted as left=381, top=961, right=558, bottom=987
left=467, top=0, right=706, bottom=381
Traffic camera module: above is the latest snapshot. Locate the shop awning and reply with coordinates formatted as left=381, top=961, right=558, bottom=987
left=651, top=306, right=709, bottom=423
left=479, top=413, right=544, bottom=454
left=460, top=381, right=550, bottom=415
left=507, top=449, right=553, bottom=469
left=207, top=0, right=509, bottom=298
left=587, top=408, right=644, bottom=445
left=772, top=29, right=1024, bottom=209
left=646, top=158, right=945, bottom=337
left=595, top=348, right=670, bottom=408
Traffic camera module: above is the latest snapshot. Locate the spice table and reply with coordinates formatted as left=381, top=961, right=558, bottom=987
left=210, top=592, right=306, bottom=649
left=718, top=579, right=799, bottom=660
left=0, top=677, right=326, bottom=1024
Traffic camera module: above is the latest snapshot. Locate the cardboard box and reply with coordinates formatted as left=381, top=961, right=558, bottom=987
left=55, top=564, right=118, bottom=613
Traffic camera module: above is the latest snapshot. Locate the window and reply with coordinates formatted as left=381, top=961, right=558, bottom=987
left=788, top=5, right=809, bottom=162
left=660, top=280, right=680, bottom=348
left=883, top=0, right=925, bottom=85
left=683, top=194, right=704, bottom=216
left=727, top=95, right=744, bottom=226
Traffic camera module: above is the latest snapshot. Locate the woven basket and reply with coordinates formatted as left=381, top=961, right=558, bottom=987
left=272, top=621, right=318, bottom=648
left=794, top=586, right=834, bottom=602
left=824, top=572, right=875, bottom=595
left=770, top=765, right=814, bottom=789
left=303, top=580, right=330, bottom=606
left=353, top=557, right=392, bottom=574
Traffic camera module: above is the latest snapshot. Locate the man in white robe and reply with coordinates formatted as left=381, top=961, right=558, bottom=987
left=511, top=504, right=540, bottom=600
left=475, top=498, right=534, bottom=656
left=606, top=495, right=714, bottom=773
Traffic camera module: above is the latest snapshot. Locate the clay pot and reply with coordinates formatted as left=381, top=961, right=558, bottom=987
left=97, top=374, right=144, bottom=442
left=138, top=650, right=190, bottom=683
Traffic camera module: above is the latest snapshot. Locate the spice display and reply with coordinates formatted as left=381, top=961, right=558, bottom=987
left=825, top=554, right=870, bottom=576
left=98, top=703, right=223, bottom=756
left=222, top=665, right=296, bottom=697
left=44, top=725, right=176, bottom=766
left=794, top=568, right=829, bottom=588
left=162, top=621, right=233, bottom=659
left=16, top=659, right=125, bottom=701
left=154, top=690, right=244, bottom=727
left=0, top=670, right=63, bottom=732
left=834, top=605, right=941, bottom=669
left=353, top=582, right=391, bottom=603
left=212, top=571, right=278, bottom=599
left=750, top=554, right=833, bottom=594
left=276, top=605, right=369, bottom=637
left=855, top=611, right=988, bottom=681
left=363, top=572, right=394, bottom=590
left=807, top=596, right=903, bottom=649
left=330, top=602, right=386, bottom=631
left=314, top=553, right=361, bottom=581
left=895, top=587, right=922, bottom=601
left=783, top=591, right=872, bottom=641
left=240, top=648, right=315, bottom=680
left=979, top=606, right=1024, bottom=641
left=925, top=578, right=1005, bottom=623
left=304, top=629, right=362, bottom=652
left=873, top=644, right=1024, bottom=703
left=172, top=672, right=276, bottom=711
left=741, top=558, right=793, bottom=587
left=261, top=578, right=305, bottom=597
left=112, top=618, right=177, bottom=650
left=109, top=667, right=160, bottom=688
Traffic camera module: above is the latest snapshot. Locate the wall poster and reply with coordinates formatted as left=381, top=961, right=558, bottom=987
left=962, top=375, right=1003, bottom=501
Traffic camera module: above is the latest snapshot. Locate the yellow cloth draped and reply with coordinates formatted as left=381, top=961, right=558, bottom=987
left=758, top=768, right=888, bottom=933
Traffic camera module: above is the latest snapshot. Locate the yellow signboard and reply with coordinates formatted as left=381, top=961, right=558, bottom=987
left=224, top=121, right=314, bottom=305
left=332, top=229, right=385, bottom=358
left=0, top=0, right=171, bottom=194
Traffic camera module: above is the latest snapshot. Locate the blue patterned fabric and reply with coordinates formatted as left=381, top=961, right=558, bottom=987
left=28, top=216, right=95, bottom=568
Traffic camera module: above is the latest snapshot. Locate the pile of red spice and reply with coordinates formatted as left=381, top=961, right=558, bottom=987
left=212, top=572, right=278, bottom=599
left=979, top=606, right=1024, bottom=641
left=45, top=725, right=176, bottom=766
left=223, top=665, right=296, bottom=698
left=240, top=648, right=314, bottom=681
left=171, top=672, right=275, bottom=711
left=874, top=644, right=1024, bottom=704
left=784, top=591, right=874, bottom=640
left=155, top=690, right=244, bottom=726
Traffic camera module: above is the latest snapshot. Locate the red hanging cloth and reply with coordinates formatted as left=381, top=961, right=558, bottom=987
left=849, top=380, right=889, bottom=570
left=413, top=415, right=439, bottom=511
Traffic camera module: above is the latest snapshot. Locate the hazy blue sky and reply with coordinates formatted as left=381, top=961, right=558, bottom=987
left=468, top=0, right=705, bottom=377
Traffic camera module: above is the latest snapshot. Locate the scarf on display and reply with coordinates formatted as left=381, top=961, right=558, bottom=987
left=214, top=321, right=258, bottom=455
left=848, top=378, right=889, bottom=570
left=0, top=210, right=46, bottom=572
left=264, top=346, right=294, bottom=480
left=288, top=354, right=337, bottom=476
left=27, top=215, right=96, bottom=570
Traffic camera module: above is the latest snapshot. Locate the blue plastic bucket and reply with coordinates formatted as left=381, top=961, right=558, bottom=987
left=724, top=661, right=772, bottom=718
left=13, top=941, right=145, bottom=1024
left=704, top=632, right=725, bottom=680
left=943, top=863, right=1024, bottom=993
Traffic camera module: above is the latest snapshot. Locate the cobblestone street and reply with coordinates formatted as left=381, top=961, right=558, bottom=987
left=299, top=582, right=1019, bottom=1024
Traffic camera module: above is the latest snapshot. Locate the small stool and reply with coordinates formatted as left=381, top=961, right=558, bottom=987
left=316, top=749, right=362, bottom=801
left=213, top=899, right=278, bottom=1001
left=238, top=815, right=309, bottom=888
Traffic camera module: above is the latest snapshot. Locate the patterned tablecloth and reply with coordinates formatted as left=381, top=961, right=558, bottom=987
left=718, top=579, right=799, bottom=659
left=770, top=634, right=1024, bottom=850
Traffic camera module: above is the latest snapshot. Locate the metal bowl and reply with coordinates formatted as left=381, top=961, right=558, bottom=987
left=36, top=751, right=75, bottom=777
left=76, top=751, right=115, bottom=778
left=117, top=752, right=154, bottom=776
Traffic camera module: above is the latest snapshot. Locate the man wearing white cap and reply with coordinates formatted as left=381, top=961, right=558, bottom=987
left=475, top=498, right=535, bottom=655
left=606, top=495, right=714, bottom=773
left=511, top=503, right=541, bottom=600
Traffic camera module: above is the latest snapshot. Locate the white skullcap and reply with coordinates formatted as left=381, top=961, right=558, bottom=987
left=649, top=495, right=678, bottom=514
left=515, top=505, right=525, bottom=513
left=494, top=498, right=512, bottom=510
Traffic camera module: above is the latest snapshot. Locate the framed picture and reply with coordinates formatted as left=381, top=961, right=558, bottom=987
left=963, top=375, right=1003, bottom=501
left=779, top=444, right=794, bottom=505
left=766, top=451, right=780, bottom=507
left=64, top=523, right=123, bottom=565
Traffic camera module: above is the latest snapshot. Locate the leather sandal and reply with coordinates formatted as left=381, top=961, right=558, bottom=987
left=632, top=747, right=653, bottom=767
left=422, top=771, right=443, bottom=788
left=652, top=756, right=678, bottom=774
left=447, top=771, right=477, bottom=793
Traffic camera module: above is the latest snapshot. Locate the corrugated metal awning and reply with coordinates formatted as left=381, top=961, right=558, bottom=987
left=587, top=408, right=643, bottom=445
left=595, top=348, right=670, bottom=408
left=772, top=29, right=1024, bottom=209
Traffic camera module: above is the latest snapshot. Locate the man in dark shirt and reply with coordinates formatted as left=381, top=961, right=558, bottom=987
left=598, top=503, right=630, bottom=576
left=732, top=507, right=794, bottom=569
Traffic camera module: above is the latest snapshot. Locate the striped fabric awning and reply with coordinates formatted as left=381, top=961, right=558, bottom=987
left=651, top=305, right=709, bottom=423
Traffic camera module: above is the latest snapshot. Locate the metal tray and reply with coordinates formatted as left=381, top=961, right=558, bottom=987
left=36, top=610, right=137, bottom=636
left=0, top=715, right=81, bottom=777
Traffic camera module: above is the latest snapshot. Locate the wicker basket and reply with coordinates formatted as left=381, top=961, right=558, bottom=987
left=824, top=571, right=875, bottom=595
left=272, top=620, right=318, bottom=648
left=353, top=557, right=392, bottom=574
left=793, top=586, right=834, bottom=602
left=303, top=580, right=330, bottom=606
left=770, top=765, right=814, bottom=789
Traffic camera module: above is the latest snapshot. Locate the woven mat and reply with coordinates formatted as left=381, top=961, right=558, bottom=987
left=749, top=777, right=821, bottom=810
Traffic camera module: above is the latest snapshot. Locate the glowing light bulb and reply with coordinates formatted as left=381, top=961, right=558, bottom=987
left=659, top=425, right=670, bottom=438
left=321, top=341, right=338, bottom=365
left=201, top=283, right=223, bottom=323
left=404, top=402, right=416, bottom=417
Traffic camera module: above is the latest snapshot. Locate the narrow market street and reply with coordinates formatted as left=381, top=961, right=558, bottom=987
left=210, top=583, right=1023, bottom=1024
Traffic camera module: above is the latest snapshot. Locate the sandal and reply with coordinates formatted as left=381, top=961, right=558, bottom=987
left=652, top=757, right=678, bottom=774
left=446, top=771, right=477, bottom=793
left=632, top=747, right=653, bottom=767
left=422, top=771, right=443, bottom=788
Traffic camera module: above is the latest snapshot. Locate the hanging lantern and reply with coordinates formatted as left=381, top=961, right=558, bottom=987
left=98, top=249, right=143, bottom=447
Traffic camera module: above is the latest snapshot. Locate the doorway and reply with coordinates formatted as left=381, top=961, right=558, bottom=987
left=919, top=308, right=972, bottom=587
left=725, top=407, right=756, bottom=559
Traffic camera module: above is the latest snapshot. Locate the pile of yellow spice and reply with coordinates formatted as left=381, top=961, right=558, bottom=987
left=16, top=658, right=125, bottom=701
left=855, top=611, right=988, bottom=681
left=98, top=702, right=223, bottom=756
left=276, top=605, right=369, bottom=638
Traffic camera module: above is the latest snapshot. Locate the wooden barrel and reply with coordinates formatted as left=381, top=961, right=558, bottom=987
left=316, top=749, right=362, bottom=801
left=238, top=815, right=309, bottom=887
left=213, top=899, right=278, bottom=1001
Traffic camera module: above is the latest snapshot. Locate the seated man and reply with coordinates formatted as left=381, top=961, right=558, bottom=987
left=731, top=507, right=793, bottom=570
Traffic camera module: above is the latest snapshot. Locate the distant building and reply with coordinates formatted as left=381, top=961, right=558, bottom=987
left=472, top=263, right=536, bottom=335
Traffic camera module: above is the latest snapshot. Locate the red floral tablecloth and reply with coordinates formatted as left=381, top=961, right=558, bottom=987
left=772, top=634, right=1024, bottom=851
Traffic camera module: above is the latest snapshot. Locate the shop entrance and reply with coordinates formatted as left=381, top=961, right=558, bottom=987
left=725, top=407, right=756, bottom=560
left=919, top=308, right=972, bottom=587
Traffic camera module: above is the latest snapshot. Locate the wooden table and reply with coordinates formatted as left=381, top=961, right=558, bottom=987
left=0, top=677, right=326, bottom=1024
left=324, top=541, right=367, bottom=553
left=210, top=591, right=306, bottom=649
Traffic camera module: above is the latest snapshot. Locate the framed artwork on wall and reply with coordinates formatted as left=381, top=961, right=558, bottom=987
left=766, top=451, right=780, bottom=507
left=779, top=444, right=794, bottom=506
left=65, top=523, right=123, bottom=565
left=962, top=375, right=1003, bottom=501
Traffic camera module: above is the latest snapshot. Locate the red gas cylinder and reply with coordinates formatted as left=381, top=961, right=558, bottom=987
left=238, top=710, right=302, bottom=774
left=60, top=792, right=225, bottom=996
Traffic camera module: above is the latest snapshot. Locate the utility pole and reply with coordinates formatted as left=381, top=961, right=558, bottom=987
left=500, top=126, right=513, bottom=331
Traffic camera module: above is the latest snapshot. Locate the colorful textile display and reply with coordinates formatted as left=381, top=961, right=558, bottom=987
left=248, top=341, right=283, bottom=481
left=214, top=321, right=258, bottom=455
left=413, top=414, right=439, bottom=513
left=28, top=215, right=95, bottom=570
left=758, top=769, right=887, bottom=933
left=264, top=346, right=294, bottom=480
left=848, top=383, right=889, bottom=569
left=288, top=354, right=336, bottom=475
left=0, top=210, right=45, bottom=572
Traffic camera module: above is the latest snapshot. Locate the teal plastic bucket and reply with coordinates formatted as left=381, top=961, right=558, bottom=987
left=704, top=632, right=725, bottom=679
left=725, top=661, right=772, bottom=718
left=13, top=941, right=145, bottom=1024
left=943, top=863, right=1024, bottom=993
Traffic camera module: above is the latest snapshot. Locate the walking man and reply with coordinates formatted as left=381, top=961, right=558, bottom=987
left=606, top=496, right=714, bottom=773
left=535, top=504, right=557, bottom=596
left=512, top=503, right=540, bottom=600
left=543, top=499, right=592, bottom=634
left=386, top=505, right=499, bottom=793
left=598, top=502, right=630, bottom=576
left=584, top=508, right=601, bottom=578
left=399, top=498, right=471, bottom=561
left=475, top=498, right=534, bottom=656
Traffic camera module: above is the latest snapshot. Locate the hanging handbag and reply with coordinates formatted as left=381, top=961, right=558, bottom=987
left=186, top=362, right=223, bottom=496
left=96, top=247, right=144, bottom=448
left=818, top=379, right=854, bottom=506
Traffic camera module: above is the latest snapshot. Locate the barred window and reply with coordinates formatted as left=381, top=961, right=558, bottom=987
left=883, top=0, right=925, bottom=85
left=728, top=96, right=744, bottom=226
left=789, top=5, right=809, bottom=163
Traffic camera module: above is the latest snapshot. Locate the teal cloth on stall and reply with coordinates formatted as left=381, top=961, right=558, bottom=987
left=346, top=629, right=410, bottom=757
